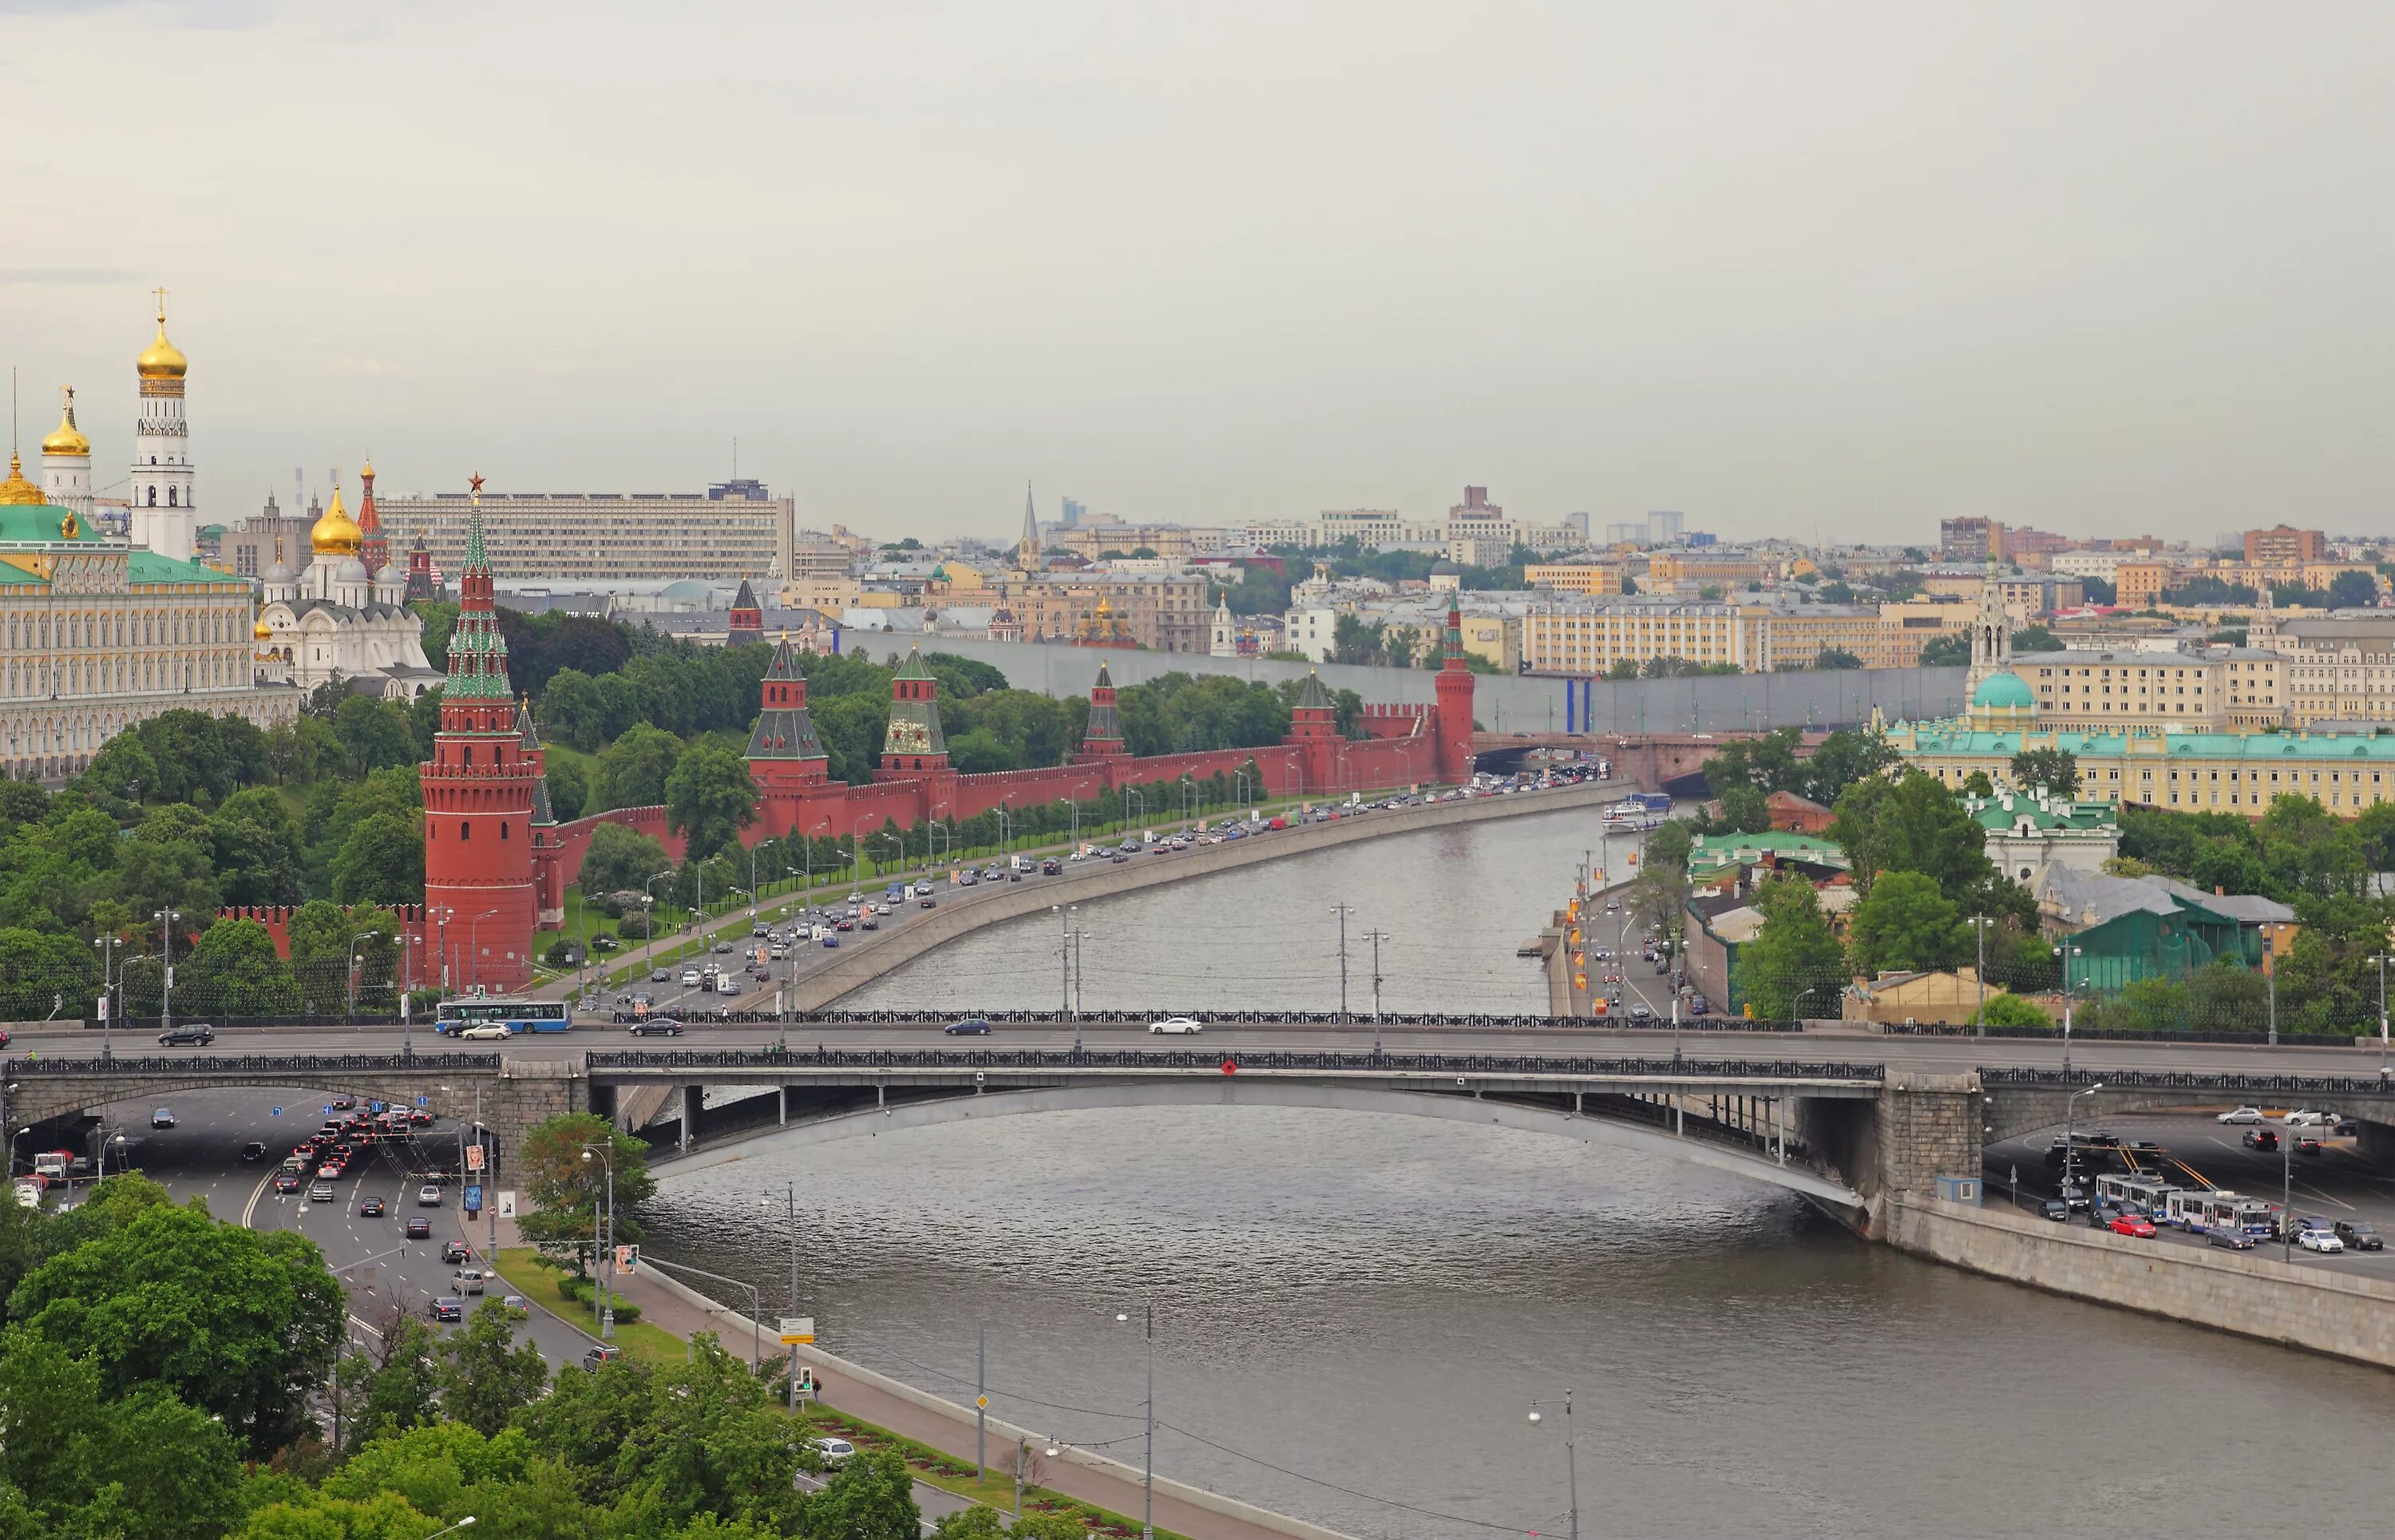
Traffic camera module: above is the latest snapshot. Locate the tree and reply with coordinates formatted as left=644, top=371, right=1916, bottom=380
left=1641, top=820, right=1696, bottom=876
left=2013, top=624, right=2060, bottom=652
left=596, top=723, right=685, bottom=811
left=932, top=1510, right=1006, bottom=1540
left=9, top=1202, right=344, bottom=1455
left=2009, top=747, right=2080, bottom=798
left=2326, top=569, right=2377, bottom=610
left=180, top=916, right=300, bottom=1016
left=1734, top=873, right=1846, bottom=1020
left=441, top=1300, right=548, bottom=1435
left=1979, top=992, right=2050, bottom=1028
left=1843, top=870, right=1962, bottom=976
left=1917, top=633, right=1970, bottom=667
left=547, top=754, right=590, bottom=821
left=0, top=1328, right=246, bottom=1540
left=802, top=1449, right=921, bottom=1540
left=541, top=667, right=611, bottom=752
left=1715, top=783, right=1772, bottom=834
left=1827, top=770, right=1992, bottom=902
left=665, top=743, right=758, bottom=861
left=516, top=1114, right=658, bottom=1281
left=1811, top=647, right=1865, bottom=670
left=579, top=821, right=672, bottom=901
left=1961, top=769, right=1994, bottom=798
left=331, top=810, right=426, bottom=906
left=333, top=695, right=418, bottom=774
left=212, top=786, right=308, bottom=906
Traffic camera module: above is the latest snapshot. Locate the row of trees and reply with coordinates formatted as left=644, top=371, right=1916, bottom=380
left=0, top=1162, right=962, bottom=1539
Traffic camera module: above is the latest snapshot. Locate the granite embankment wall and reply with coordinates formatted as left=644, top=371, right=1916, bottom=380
left=1887, top=1197, right=2395, bottom=1370
left=636, top=1265, right=1356, bottom=1540
left=789, top=780, right=1625, bottom=1009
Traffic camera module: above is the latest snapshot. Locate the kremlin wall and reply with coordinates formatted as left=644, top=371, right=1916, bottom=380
left=321, top=485, right=1479, bottom=992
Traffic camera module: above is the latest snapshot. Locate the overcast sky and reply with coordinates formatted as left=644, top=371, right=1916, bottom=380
left=6, top=1, right=2392, bottom=546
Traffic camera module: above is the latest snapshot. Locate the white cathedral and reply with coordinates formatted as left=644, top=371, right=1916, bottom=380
left=255, top=465, right=441, bottom=699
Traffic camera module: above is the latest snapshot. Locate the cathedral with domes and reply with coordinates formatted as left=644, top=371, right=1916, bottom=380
left=255, top=461, right=441, bottom=699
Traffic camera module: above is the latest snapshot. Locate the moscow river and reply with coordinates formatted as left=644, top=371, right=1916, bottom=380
left=643, top=807, right=2395, bottom=1538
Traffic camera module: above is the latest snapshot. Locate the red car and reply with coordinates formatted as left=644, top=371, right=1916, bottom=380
left=2109, top=1213, right=2157, bottom=1238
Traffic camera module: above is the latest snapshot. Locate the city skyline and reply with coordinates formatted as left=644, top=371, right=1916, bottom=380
left=7, top=2, right=2393, bottom=542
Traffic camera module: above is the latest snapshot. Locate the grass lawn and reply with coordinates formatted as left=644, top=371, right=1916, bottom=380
left=489, top=1247, right=684, bottom=1366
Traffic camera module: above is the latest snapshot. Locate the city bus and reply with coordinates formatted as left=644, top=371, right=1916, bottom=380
left=433, top=998, right=572, bottom=1035
left=2095, top=1174, right=2177, bottom=1217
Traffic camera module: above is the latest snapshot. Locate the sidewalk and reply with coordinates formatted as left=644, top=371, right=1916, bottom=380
left=605, top=1264, right=1312, bottom=1540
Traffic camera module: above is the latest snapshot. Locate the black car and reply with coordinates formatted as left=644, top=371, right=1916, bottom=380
left=157, top=1023, right=214, bottom=1047
left=359, top=1196, right=386, bottom=1217
left=429, top=1297, right=463, bottom=1323
left=944, top=1018, right=993, bottom=1035
left=713, top=941, right=735, bottom=954
left=405, top=1216, right=433, bottom=1239
left=2041, top=1199, right=2071, bottom=1222
left=441, top=1240, right=473, bottom=1264
left=583, top=1344, right=625, bottom=1369
left=274, top=1172, right=303, bottom=1194
left=627, top=1018, right=684, bottom=1036
left=2242, top=1128, right=2279, bottom=1151
left=2334, top=1221, right=2383, bottom=1251
left=240, top=1141, right=268, bottom=1162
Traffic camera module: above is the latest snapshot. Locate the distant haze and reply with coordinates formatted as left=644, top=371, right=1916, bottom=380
left=7, top=1, right=2392, bottom=543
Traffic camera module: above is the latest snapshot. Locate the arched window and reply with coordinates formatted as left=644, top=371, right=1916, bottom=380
left=147, top=486, right=157, bottom=505
left=167, top=487, right=178, bottom=507
left=460, top=821, right=470, bottom=841
left=501, top=821, right=510, bottom=841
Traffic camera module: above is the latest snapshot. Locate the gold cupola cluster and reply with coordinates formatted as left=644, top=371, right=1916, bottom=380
left=311, top=479, right=364, bottom=556
left=137, top=305, right=188, bottom=380
left=42, top=388, right=89, bottom=457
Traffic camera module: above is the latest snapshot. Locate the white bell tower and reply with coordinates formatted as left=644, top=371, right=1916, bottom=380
left=129, top=288, right=196, bottom=562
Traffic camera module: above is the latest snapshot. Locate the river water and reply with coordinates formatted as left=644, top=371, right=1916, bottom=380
left=643, top=808, right=2395, bottom=1538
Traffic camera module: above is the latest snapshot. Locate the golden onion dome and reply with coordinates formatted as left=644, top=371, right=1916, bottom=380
left=0, top=452, right=42, bottom=506
left=254, top=618, right=274, bottom=640
left=310, top=481, right=363, bottom=556
left=137, top=317, right=188, bottom=379
left=41, top=391, right=89, bottom=457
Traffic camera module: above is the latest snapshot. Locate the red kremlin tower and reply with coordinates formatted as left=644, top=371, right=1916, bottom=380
left=727, top=576, right=764, bottom=647
left=1432, top=602, right=1477, bottom=784
left=1075, top=660, right=1126, bottom=760
left=419, top=475, right=540, bottom=993
left=357, top=457, right=390, bottom=578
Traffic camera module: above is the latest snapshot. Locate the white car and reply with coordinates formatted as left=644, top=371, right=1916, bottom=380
left=2216, top=1107, right=2266, bottom=1125
left=1148, top=1016, right=1204, bottom=1035
left=2282, top=1109, right=2332, bottom=1126
left=457, top=1022, right=512, bottom=1041
left=681, top=969, right=702, bottom=987
left=814, top=1436, right=855, bottom=1467
left=418, top=1184, right=444, bottom=1207
left=2298, top=1229, right=2345, bottom=1253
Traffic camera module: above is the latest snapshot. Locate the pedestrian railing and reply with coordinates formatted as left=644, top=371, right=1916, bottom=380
left=584, top=1045, right=1887, bottom=1080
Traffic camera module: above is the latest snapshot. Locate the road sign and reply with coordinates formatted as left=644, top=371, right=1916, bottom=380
left=778, top=1316, right=815, bottom=1344
left=465, top=1144, right=485, bottom=1173
left=496, top=1190, right=517, bottom=1219
left=463, top=1184, right=482, bottom=1214
left=416, top=1095, right=429, bottom=1108
left=271, top=1107, right=283, bottom=1118
left=95, top=998, right=107, bottom=1023
left=794, top=1367, right=816, bottom=1396
left=976, top=1396, right=988, bottom=1409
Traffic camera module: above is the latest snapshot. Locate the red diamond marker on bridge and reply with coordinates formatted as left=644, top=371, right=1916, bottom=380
left=1220, top=1058, right=1238, bottom=1075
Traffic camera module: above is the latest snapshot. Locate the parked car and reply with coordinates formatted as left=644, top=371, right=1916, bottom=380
left=2108, top=1213, right=2156, bottom=1238
left=1147, top=1017, right=1204, bottom=1035
left=944, top=1018, right=993, bottom=1036
left=2208, top=1226, right=2257, bottom=1250
left=2242, top=1129, right=2279, bottom=1151
left=2298, top=1229, right=2346, bottom=1253
left=405, top=1216, right=433, bottom=1239
left=157, top=1023, right=215, bottom=1047
left=2333, top=1221, right=2383, bottom=1251
left=2216, top=1106, right=2266, bottom=1125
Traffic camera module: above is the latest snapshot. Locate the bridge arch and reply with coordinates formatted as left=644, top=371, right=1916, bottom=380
left=648, top=1078, right=1865, bottom=1209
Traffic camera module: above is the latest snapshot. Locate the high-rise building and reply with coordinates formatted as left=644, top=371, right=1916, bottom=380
left=1645, top=510, right=1684, bottom=543
left=1062, top=497, right=1087, bottom=527
left=374, top=482, right=792, bottom=582
left=2244, top=525, right=2327, bottom=565
left=128, top=292, right=198, bottom=563
left=1939, top=517, right=2001, bottom=564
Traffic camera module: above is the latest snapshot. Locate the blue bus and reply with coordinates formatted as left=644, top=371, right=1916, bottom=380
left=433, top=998, right=572, bottom=1035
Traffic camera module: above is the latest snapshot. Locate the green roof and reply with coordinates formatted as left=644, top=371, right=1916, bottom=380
left=126, top=549, right=236, bottom=585
left=1972, top=671, right=2034, bottom=710
left=1898, top=725, right=2395, bottom=760
left=1293, top=671, right=1334, bottom=711
left=894, top=647, right=935, bottom=682
left=0, top=502, right=103, bottom=544
left=1964, top=793, right=2116, bottom=833
left=1688, top=832, right=1849, bottom=873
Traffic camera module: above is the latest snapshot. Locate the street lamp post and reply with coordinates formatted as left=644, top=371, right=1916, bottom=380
left=346, top=932, right=382, bottom=1019
left=1967, top=915, right=1993, bottom=1039
left=1526, top=1391, right=1578, bottom=1540
left=757, top=1183, right=802, bottom=1410
left=92, top=934, right=117, bottom=1059
left=2370, top=952, right=2391, bottom=1082
left=153, top=908, right=180, bottom=1039
left=465, top=909, right=498, bottom=994
left=433, top=905, right=454, bottom=995
left=580, top=1145, right=616, bottom=1340
left=1330, top=904, right=1355, bottom=1023
left=1114, top=1303, right=1154, bottom=1540
left=2064, top=1083, right=2104, bottom=1207
left=2053, top=944, right=2083, bottom=1076
left=1364, top=927, right=1389, bottom=1055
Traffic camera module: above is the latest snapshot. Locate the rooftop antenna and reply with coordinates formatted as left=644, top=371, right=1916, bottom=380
left=732, top=436, right=738, bottom=481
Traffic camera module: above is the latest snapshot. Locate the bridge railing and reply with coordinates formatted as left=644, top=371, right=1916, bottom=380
left=680, top=1008, right=1806, bottom=1032
left=585, top=1046, right=1886, bottom=1079
left=1981, top=1067, right=2395, bottom=1096
left=2, top=1051, right=505, bottom=1076
left=1882, top=1021, right=2354, bottom=1047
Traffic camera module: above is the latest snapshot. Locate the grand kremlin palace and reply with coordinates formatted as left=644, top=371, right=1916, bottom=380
left=1882, top=668, right=2395, bottom=816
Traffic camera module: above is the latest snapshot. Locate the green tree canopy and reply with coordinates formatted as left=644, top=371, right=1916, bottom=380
left=516, top=1114, right=659, bottom=1280
left=1844, top=869, right=1962, bottom=976
left=666, top=743, right=760, bottom=862
left=1733, top=872, right=1846, bottom=1020
left=2009, top=747, right=2080, bottom=798
left=596, top=722, right=686, bottom=811
left=580, top=820, right=674, bottom=900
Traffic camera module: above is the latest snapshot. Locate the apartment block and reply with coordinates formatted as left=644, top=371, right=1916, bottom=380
left=2245, top=525, right=2328, bottom=564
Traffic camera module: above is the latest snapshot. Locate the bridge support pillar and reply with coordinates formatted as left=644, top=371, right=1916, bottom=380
left=1795, top=1072, right=1981, bottom=1237
left=485, top=1059, right=588, bottom=1186
left=778, top=1086, right=789, bottom=1126
left=682, top=1084, right=703, bottom=1154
